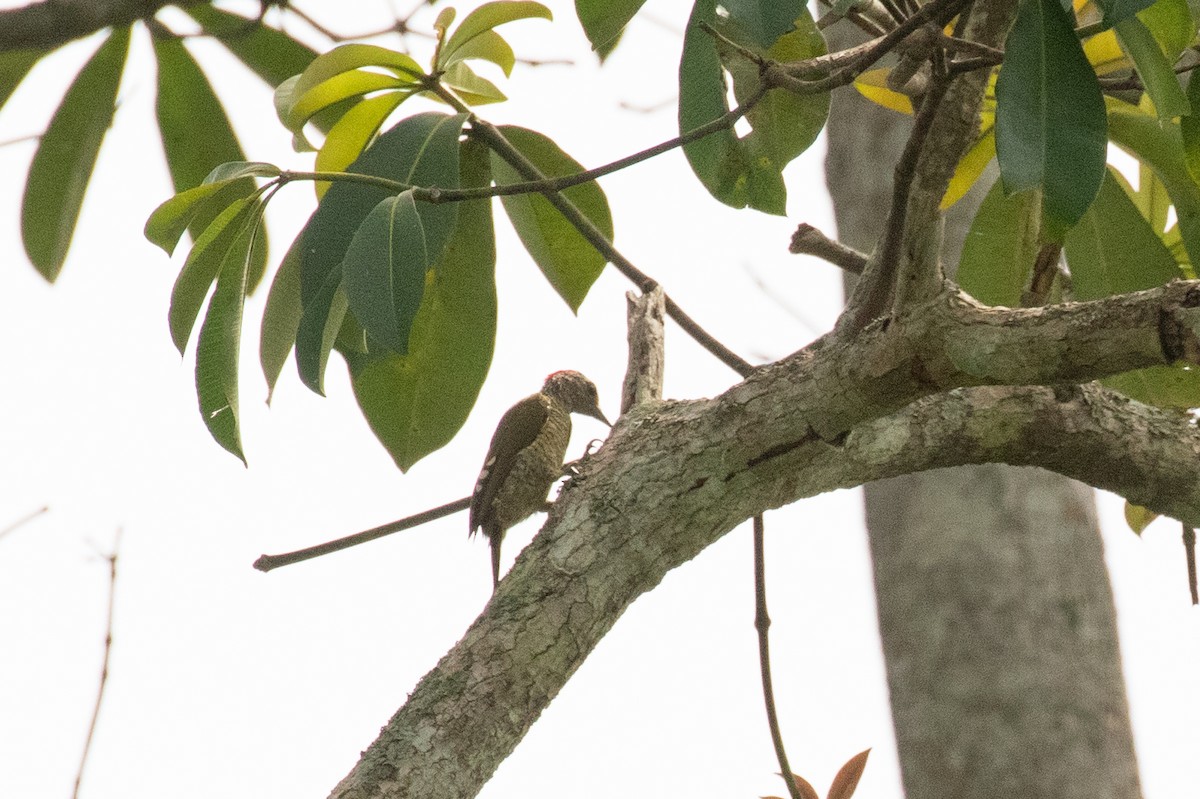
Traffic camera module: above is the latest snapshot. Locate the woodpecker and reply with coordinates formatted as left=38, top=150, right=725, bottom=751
left=470, top=370, right=610, bottom=588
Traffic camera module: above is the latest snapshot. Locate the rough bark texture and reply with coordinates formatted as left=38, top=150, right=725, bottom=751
left=824, top=22, right=1143, bottom=799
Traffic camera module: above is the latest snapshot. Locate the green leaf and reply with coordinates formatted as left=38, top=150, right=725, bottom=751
left=1106, top=96, right=1200, bottom=269
left=679, top=0, right=826, bottom=215
left=194, top=212, right=259, bottom=465
left=1124, top=501, right=1159, bottom=535
left=1115, top=16, right=1189, bottom=120
left=1104, top=365, right=1200, bottom=408
left=169, top=196, right=262, bottom=354
left=1064, top=168, right=1182, bottom=300
left=995, top=0, right=1106, bottom=238
left=1094, top=0, right=1157, bottom=27
left=440, top=1, right=552, bottom=68
left=491, top=125, right=611, bottom=310
left=957, top=177, right=1040, bottom=307
left=314, top=92, right=410, bottom=195
left=21, top=26, right=130, bottom=281
left=153, top=35, right=270, bottom=293
left=296, top=112, right=466, bottom=392
left=1133, top=160, right=1171, bottom=233
left=294, top=261, right=349, bottom=396
left=349, top=140, right=497, bottom=471
left=284, top=69, right=407, bottom=134
left=1181, top=71, right=1200, bottom=184
left=342, top=192, right=430, bottom=354
left=439, top=61, right=508, bottom=105
left=144, top=162, right=278, bottom=255
left=574, top=0, right=647, bottom=50
left=260, top=233, right=304, bottom=403
left=1137, top=0, right=1193, bottom=62
left=0, top=47, right=46, bottom=112
left=720, top=0, right=805, bottom=48
left=440, top=29, right=516, bottom=76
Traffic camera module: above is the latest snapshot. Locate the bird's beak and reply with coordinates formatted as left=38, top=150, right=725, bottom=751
left=589, top=407, right=612, bottom=427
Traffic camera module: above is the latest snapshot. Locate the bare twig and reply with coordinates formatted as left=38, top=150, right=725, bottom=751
left=754, top=515, right=803, bottom=799
left=1183, top=523, right=1198, bottom=605
left=73, top=529, right=122, bottom=799
left=790, top=224, right=868, bottom=274
left=254, top=496, right=470, bottom=572
left=0, top=505, right=48, bottom=541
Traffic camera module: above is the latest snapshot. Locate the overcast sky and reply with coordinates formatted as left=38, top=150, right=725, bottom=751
left=0, top=2, right=1197, bottom=798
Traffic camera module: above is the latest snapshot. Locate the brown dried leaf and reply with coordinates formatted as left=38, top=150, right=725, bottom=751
left=827, top=749, right=871, bottom=799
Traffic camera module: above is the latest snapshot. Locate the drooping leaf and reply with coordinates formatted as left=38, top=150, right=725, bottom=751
left=153, top=35, right=270, bottom=292
left=194, top=212, right=259, bottom=464
left=1106, top=96, right=1200, bottom=268
left=0, top=47, right=46, bottom=112
left=342, top=191, right=430, bottom=354
left=995, top=0, right=1106, bottom=238
left=284, top=69, right=407, bottom=135
left=574, top=0, right=647, bottom=50
left=1114, top=16, right=1189, bottom=120
left=956, top=177, right=1040, bottom=307
left=144, top=162, right=279, bottom=255
left=294, top=259, right=349, bottom=396
left=1124, top=501, right=1159, bottom=535
left=1063, top=168, right=1182, bottom=300
left=853, top=68, right=915, bottom=114
left=491, top=125, right=611, bottom=310
left=440, top=1, right=552, bottom=68
left=349, top=140, right=497, bottom=471
left=679, top=0, right=827, bottom=214
left=169, top=196, right=262, bottom=354
left=260, top=233, right=305, bottom=402
left=21, top=26, right=130, bottom=281
left=296, top=112, right=466, bottom=391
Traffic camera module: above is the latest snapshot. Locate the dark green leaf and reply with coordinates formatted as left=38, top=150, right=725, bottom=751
left=957, top=177, right=1040, bottom=307
left=1064, top=169, right=1182, bottom=300
left=261, top=233, right=304, bottom=403
left=296, top=112, right=466, bottom=391
left=995, top=0, right=1106, bottom=238
left=679, top=0, right=826, bottom=215
left=1115, top=16, right=1189, bottom=120
left=194, top=212, right=258, bottom=464
left=294, top=259, right=349, bottom=396
left=169, top=197, right=261, bottom=354
left=721, top=0, right=803, bottom=48
left=342, top=192, right=430, bottom=354
left=1181, top=71, right=1200, bottom=184
left=349, top=140, right=497, bottom=471
left=491, top=125, right=611, bottom=311
left=1094, top=0, right=1157, bottom=27
left=185, top=6, right=315, bottom=88
left=574, top=0, right=647, bottom=50
left=21, top=26, right=130, bottom=281
left=0, top=47, right=46, bottom=112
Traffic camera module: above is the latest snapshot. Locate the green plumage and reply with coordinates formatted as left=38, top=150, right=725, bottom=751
left=470, top=371, right=609, bottom=587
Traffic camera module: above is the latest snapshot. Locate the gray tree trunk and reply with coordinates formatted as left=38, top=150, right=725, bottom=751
left=824, top=39, right=1142, bottom=799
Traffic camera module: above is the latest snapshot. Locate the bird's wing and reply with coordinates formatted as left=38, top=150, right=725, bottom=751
left=469, top=393, right=550, bottom=534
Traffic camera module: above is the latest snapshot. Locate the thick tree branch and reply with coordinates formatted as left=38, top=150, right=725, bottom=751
left=329, top=282, right=1200, bottom=799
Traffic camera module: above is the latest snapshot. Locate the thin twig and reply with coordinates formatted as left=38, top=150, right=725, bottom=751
left=754, top=515, right=802, bottom=799
left=1183, top=523, right=1198, bottom=605
left=423, top=78, right=754, bottom=376
left=276, top=81, right=769, bottom=204
left=73, top=529, right=122, bottom=799
left=254, top=496, right=471, bottom=572
left=0, top=504, right=48, bottom=541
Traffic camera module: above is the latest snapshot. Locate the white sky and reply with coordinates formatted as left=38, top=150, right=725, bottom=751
left=0, top=2, right=1197, bottom=798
